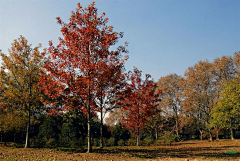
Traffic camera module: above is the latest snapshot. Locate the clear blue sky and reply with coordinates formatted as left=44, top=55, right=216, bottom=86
left=0, top=0, right=239, bottom=81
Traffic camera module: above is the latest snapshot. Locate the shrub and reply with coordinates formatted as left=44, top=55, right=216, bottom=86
left=46, top=138, right=58, bottom=148
left=142, top=139, right=153, bottom=146
left=29, top=137, right=44, bottom=148
left=157, top=131, right=179, bottom=145
left=106, top=137, right=115, bottom=146
left=93, top=138, right=99, bottom=147
left=126, top=138, right=136, bottom=146
left=117, top=139, right=125, bottom=146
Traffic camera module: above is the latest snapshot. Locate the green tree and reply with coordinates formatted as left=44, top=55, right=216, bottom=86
left=211, top=78, right=240, bottom=140
left=112, top=123, right=130, bottom=145
left=38, top=115, right=61, bottom=148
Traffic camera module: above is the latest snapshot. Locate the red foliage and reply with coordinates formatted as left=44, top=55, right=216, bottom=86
left=120, top=68, right=161, bottom=134
left=39, top=2, right=128, bottom=116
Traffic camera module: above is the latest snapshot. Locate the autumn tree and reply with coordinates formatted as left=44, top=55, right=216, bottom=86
left=93, top=47, right=127, bottom=148
left=212, top=56, right=236, bottom=100
left=182, top=61, right=215, bottom=141
left=211, top=78, right=240, bottom=140
left=40, top=2, right=128, bottom=152
left=120, top=68, right=161, bottom=146
left=234, top=51, right=240, bottom=75
left=0, top=36, right=45, bottom=148
left=105, top=108, right=128, bottom=126
left=157, top=74, right=184, bottom=137
left=144, top=110, right=163, bottom=140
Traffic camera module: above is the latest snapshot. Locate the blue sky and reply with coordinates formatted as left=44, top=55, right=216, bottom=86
left=0, top=0, right=239, bottom=81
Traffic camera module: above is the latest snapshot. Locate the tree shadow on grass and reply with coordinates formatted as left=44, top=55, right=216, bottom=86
left=92, top=145, right=240, bottom=160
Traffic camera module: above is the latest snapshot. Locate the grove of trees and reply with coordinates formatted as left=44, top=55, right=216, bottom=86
left=0, top=2, right=239, bottom=152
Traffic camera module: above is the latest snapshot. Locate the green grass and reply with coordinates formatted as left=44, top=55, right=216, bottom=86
left=0, top=140, right=240, bottom=161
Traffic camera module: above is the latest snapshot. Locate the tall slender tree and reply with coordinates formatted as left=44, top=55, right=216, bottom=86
left=183, top=61, right=215, bottom=141
left=0, top=36, right=45, bottom=148
left=121, top=68, right=161, bottom=146
left=157, top=74, right=184, bottom=137
left=40, top=2, right=128, bottom=153
left=95, top=65, right=127, bottom=148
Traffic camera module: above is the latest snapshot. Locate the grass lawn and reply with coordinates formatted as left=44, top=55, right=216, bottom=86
left=0, top=140, right=240, bottom=161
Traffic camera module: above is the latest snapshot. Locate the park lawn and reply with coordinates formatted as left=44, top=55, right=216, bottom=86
left=0, top=140, right=240, bottom=161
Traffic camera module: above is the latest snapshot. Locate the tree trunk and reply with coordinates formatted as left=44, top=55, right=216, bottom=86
left=0, top=130, right=2, bottom=142
left=199, top=130, right=203, bottom=140
left=24, top=109, right=30, bottom=148
left=155, top=128, right=158, bottom=140
left=175, top=113, right=179, bottom=138
left=175, top=120, right=179, bottom=138
left=100, top=102, right=103, bottom=149
left=216, top=130, right=219, bottom=140
left=151, top=129, right=155, bottom=140
left=87, top=107, right=92, bottom=153
left=14, top=133, right=16, bottom=143
left=87, top=81, right=92, bottom=153
left=136, top=127, right=140, bottom=146
left=4, top=132, right=6, bottom=146
left=25, top=76, right=32, bottom=148
left=230, top=127, right=234, bottom=140
left=209, top=132, right=213, bottom=142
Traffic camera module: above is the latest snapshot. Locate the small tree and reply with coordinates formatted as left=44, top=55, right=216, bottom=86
left=121, top=68, right=161, bottom=146
left=112, top=123, right=130, bottom=145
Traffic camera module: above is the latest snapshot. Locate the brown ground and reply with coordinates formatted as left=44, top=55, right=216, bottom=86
left=0, top=139, right=239, bottom=161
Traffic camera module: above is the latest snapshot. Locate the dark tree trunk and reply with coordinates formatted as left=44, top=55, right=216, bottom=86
left=4, top=132, right=6, bottom=146
left=0, top=130, right=2, bottom=142
left=14, top=133, right=16, bottom=143
left=100, top=101, right=103, bottom=149
left=151, top=129, right=155, bottom=140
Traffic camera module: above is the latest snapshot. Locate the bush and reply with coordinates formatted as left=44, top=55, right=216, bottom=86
left=126, top=138, right=136, bottom=146
left=93, top=138, right=99, bottom=147
left=154, top=139, right=163, bottom=146
left=117, top=139, right=125, bottom=146
left=70, top=138, right=86, bottom=148
left=106, top=137, right=115, bottom=146
left=142, top=139, right=153, bottom=146
left=157, top=131, right=179, bottom=145
left=112, top=124, right=130, bottom=145
left=46, top=138, right=58, bottom=148
left=30, top=137, right=44, bottom=148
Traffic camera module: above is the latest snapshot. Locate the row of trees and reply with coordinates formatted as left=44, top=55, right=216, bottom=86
left=0, top=2, right=160, bottom=152
left=107, top=52, right=240, bottom=143
left=0, top=2, right=239, bottom=153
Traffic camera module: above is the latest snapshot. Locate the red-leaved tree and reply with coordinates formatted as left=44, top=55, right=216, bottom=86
left=120, top=68, right=161, bottom=146
left=95, top=64, right=127, bottom=148
left=39, top=2, right=128, bottom=152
